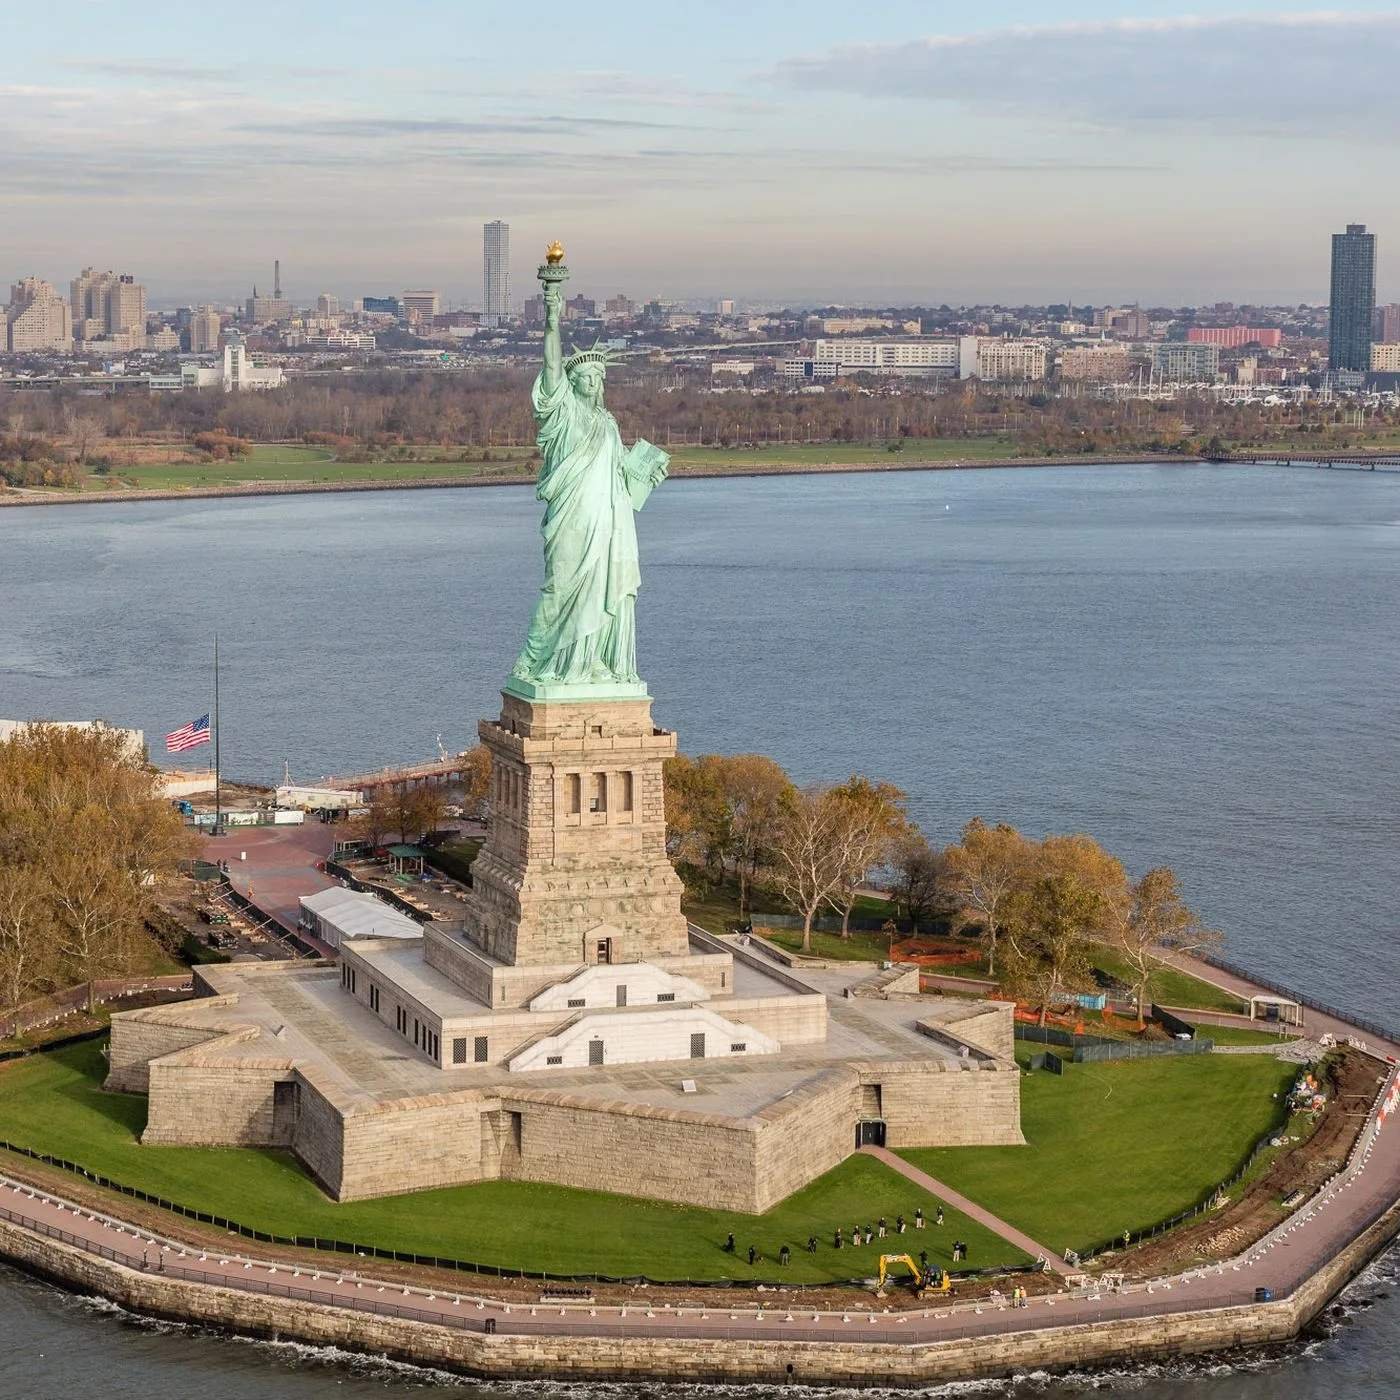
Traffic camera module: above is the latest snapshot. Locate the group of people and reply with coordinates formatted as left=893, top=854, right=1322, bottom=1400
left=722, top=1201, right=972, bottom=1270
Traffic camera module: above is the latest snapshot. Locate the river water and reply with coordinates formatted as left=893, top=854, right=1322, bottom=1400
left=0, top=463, right=1397, bottom=1395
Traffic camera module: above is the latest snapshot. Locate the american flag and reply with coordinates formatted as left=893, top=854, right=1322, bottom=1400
left=165, top=714, right=211, bottom=753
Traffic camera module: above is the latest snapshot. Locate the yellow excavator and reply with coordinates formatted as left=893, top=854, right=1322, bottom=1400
left=875, top=1253, right=952, bottom=1299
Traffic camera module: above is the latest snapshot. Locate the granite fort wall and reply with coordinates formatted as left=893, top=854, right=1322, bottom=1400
left=752, top=1071, right=863, bottom=1211
left=499, top=1091, right=765, bottom=1212
left=142, top=1056, right=295, bottom=1148
left=874, top=1062, right=1024, bottom=1148
left=105, top=999, right=240, bottom=1092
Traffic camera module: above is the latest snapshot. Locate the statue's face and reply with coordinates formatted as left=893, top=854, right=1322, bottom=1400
left=570, top=364, right=605, bottom=406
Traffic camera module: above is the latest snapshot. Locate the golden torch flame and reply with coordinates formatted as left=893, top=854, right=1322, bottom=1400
left=544, top=241, right=565, bottom=265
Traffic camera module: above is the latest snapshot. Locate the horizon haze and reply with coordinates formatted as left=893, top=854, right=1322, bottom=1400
left=3, top=1, right=1398, bottom=307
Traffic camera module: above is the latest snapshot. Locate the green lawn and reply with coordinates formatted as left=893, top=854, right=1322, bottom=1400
left=423, top=838, right=482, bottom=884
left=100, top=445, right=538, bottom=492
left=1196, top=1024, right=1301, bottom=1046
left=0, top=1041, right=1026, bottom=1281
left=666, top=437, right=1020, bottom=470
left=904, top=1054, right=1296, bottom=1254
left=1087, top=947, right=1247, bottom=1015
left=761, top=927, right=895, bottom=963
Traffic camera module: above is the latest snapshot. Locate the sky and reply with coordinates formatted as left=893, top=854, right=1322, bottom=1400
left=3, top=1, right=1398, bottom=307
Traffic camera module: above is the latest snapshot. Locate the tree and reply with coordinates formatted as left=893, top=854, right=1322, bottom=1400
left=0, top=722, right=192, bottom=1011
left=714, top=754, right=795, bottom=917
left=459, top=744, right=491, bottom=818
left=662, top=753, right=728, bottom=869
left=770, top=785, right=849, bottom=952
left=349, top=792, right=395, bottom=849
left=1000, top=872, right=1103, bottom=1026
left=824, top=776, right=909, bottom=937
left=1112, top=866, right=1220, bottom=1025
left=888, top=831, right=953, bottom=933
left=388, top=784, right=447, bottom=844
left=943, top=818, right=1032, bottom=976
left=0, top=865, right=54, bottom=1009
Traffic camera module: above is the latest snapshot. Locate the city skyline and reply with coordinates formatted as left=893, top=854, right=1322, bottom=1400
left=4, top=2, right=1400, bottom=305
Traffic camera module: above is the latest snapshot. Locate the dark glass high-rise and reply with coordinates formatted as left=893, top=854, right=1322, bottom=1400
left=1329, top=223, right=1376, bottom=373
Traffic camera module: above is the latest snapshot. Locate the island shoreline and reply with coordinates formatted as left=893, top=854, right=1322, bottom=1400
left=0, top=453, right=1206, bottom=509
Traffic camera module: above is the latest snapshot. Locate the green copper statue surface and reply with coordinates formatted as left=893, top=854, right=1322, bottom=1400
left=507, top=244, right=669, bottom=700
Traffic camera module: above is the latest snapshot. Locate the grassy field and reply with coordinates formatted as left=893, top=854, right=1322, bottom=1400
left=1195, top=1023, right=1301, bottom=1046
left=904, top=1054, right=1295, bottom=1253
left=1086, top=947, right=1247, bottom=1015
left=95, top=444, right=538, bottom=492
left=0, top=1041, right=1026, bottom=1281
left=666, top=438, right=1020, bottom=470
left=760, top=927, right=896, bottom=963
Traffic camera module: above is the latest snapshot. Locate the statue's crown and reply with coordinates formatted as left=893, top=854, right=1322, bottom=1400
left=564, top=338, right=617, bottom=373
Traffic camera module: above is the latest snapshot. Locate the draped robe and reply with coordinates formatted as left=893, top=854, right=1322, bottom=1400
left=510, top=370, right=641, bottom=685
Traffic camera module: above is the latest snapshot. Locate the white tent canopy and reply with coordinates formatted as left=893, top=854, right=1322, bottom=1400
left=299, top=887, right=422, bottom=948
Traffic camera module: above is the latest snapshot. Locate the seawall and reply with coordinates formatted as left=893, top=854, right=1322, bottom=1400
left=2, top=1194, right=1396, bottom=1387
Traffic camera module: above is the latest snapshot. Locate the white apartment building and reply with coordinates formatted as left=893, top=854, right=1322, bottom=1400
left=182, top=331, right=285, bottom=391
left=190, top=307, right=222, bottom=353
left=6, top=278, right=72, bottom=352
left=1153, top=342, right=1221, bottom=382
left=70, top=267, right=116, bottom=339
left=974, top=338, right=1048, bottom=381
left=106, top=275, right=146, bottom=336
left=1371, top=342, right=1400, bottom=373
left=811, top=337, right=963, bottom=377
left=401, top=289, right=440, bottom=323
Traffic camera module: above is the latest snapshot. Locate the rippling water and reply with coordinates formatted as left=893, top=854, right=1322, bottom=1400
left=2, top=463, right=1398, bottom=1392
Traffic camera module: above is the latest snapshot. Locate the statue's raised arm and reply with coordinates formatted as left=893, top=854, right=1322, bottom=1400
left=539, top=240, right=566, bottom=396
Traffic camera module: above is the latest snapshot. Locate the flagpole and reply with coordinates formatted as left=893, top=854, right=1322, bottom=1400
left=213, top=633, right=222, bottom=837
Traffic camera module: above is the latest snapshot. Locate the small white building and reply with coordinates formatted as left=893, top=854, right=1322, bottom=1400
left=276, top=785, right=362, bottom=811
left=299, top=887, right=421, bottom=948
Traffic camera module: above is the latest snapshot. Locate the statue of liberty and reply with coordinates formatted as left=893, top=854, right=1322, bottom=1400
left=509, top=243, right=669, bottom=696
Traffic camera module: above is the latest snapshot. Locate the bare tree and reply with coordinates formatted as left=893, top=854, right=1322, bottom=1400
left=824, top=776, right=908, bottom=938
left=770, top=785, right=850, bottom=953
left=1112, top=867, right=1221, bottom=1025
left=889, top=831, right=953, bottom=933
left=943, top=818, right=1032, bottom=976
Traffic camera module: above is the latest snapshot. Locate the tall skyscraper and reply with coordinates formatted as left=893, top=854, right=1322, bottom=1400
left=483, top=220, right=510, bottom=325
left=190, top=306, right=222, bottom=353
left=1329, top=223, right=1376, bottom=373
left=1376, top=303, right=1400, bottom=344
left=105, top=274, right=147, bottom=336
left=70, top=267, right=117, bottom=341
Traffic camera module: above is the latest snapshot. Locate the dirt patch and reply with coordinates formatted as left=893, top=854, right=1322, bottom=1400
left=1115, top=1048, right=1385, bottom=1278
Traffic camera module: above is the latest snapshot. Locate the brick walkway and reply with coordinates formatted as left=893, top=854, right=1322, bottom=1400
left=858, top=1146, right=1072, bottom=1275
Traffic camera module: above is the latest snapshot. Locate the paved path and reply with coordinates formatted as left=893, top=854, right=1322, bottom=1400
left=859, top=1146, right=1072, bottom=1275
left=2, top=1058, right=1396, bottom=1355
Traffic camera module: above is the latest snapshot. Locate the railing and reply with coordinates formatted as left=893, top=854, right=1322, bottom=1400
left=0, top=1196, right=1272, bottom=1349
left=1193, top=950, right=1400, bottom=1046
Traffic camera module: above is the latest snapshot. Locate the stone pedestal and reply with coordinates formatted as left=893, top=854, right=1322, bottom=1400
left=458, top=691, right=689, bottom=969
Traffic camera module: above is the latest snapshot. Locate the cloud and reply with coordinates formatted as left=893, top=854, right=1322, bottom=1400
left=768, top=13, right=1400, bottom=130
left=61, top=59, right=240, bottom=81
left=235, top=113, right=709, bottom=138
